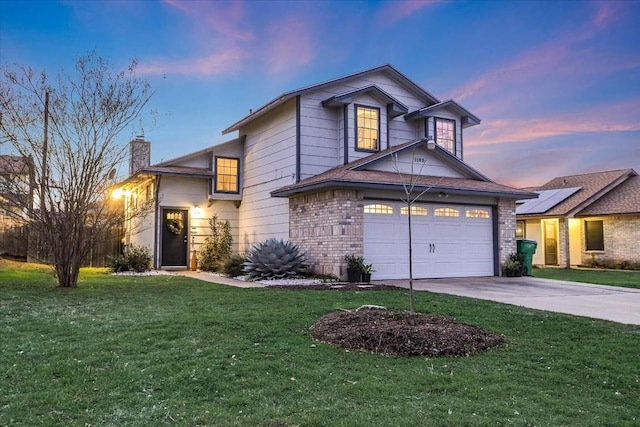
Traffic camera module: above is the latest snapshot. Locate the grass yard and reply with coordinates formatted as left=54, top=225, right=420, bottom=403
left=1, top=261, right=639, bottom=426
left=533, top=267, right=640, bottom=289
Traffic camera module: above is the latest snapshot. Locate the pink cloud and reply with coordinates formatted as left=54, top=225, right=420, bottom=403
left=464, top=98, right=640, bottom=148
left=377, top=0, right=442, bottom=25
left=264, top=16, right=316, bottom=75
left=137, top=48, right=247, bottom=77
left=450, top=1, right=629, bottom=103
left=163, top=0, right=253, bottom=42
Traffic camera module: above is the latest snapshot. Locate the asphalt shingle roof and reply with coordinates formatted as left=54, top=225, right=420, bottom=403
left=519, top=169, right=638, bottom=217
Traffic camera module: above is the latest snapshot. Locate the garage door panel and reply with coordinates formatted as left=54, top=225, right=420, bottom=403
left=364, top=202, right=495, bottom=279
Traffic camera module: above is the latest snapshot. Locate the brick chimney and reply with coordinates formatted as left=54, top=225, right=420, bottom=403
left=129, top=136, right=150, bottom=176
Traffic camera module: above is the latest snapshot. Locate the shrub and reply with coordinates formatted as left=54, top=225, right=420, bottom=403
left=108, top=244, right=152, bottom=273
left=243, top=238, right=306, bottom=280
left=223, top=253, right=246, bottom=277
left=198, top=214, right=233, bottom=271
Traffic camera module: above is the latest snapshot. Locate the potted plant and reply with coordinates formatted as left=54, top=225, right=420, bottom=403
left=503, top=253, right=523, bottom=277
left=344, top=254, right=364, bottom=282
left=361, top=263, right=375, bottom=283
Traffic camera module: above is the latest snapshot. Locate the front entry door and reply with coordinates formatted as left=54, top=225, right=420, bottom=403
left=161, top=209, right=188, bottom=267
left=543, top=220, right=558, bottom=265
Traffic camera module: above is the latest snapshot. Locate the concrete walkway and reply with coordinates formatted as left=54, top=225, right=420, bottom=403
left=173, top=270, right=266, bottom=288
left=172, top=271, right=640, bottom=325
left=380, top=276, right=640, bottom=325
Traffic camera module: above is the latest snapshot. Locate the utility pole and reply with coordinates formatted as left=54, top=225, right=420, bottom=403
left=41, top=91, right=49, bottom=211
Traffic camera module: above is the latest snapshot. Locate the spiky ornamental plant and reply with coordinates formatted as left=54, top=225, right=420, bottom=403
left=243, top=238, right=306, bottom=280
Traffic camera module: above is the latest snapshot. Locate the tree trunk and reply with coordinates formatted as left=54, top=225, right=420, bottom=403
left=55, top=262, right=80, bottom=288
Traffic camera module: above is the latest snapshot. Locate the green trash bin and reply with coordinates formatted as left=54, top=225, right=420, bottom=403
left=517, top=239, right=537, bottom=276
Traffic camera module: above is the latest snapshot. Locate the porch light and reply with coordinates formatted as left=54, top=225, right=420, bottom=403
left=426, top=135, right=435, bottom=150
left=111, top=188, right=124, bottom=200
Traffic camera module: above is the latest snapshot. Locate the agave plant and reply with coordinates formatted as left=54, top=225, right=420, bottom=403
left=243, top=238, right=306, bottom=280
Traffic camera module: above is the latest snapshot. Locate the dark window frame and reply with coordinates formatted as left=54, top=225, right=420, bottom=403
left=214, top=156, right=240, bottom=194
left=355, top=104, right=381, bottom=152
left=585, top=220, right=604, bottom=251
left=434, top=117, right=456, bottom=155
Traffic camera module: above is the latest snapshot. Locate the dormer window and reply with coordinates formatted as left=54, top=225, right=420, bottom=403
left=435, top=118, right=455, bottom=155
left=355, top=105, right=380, bottom=151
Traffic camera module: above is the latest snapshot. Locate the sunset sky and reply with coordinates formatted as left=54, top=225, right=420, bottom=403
left=1, top=0, right=638, bottom=187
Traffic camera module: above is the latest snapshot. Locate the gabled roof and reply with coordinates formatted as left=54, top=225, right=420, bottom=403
left=272, top=139, right=535, bottom=200
left=404, top=99, right=481, bottom=128
left=577, top=175, right=640, bottom=216
left=517, top=169, right=638, bottom=217
left=222, top=64, right=440, bottom=134
left=347, top=138, right=492, bottom=182
left=321, top=85, right=408, bottom=118
left=155, top=137, right=244, bottom=167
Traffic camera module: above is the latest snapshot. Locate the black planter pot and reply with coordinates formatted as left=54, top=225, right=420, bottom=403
left=347, top=268, right=362, bottom=283
left=361, top=273, right=371, bottom=283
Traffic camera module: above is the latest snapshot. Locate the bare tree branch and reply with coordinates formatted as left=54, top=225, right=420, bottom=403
left=0, top=52, right=155, bottom=287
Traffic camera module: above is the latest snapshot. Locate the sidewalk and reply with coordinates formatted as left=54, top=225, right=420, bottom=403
left=172, top=270, right=265, bottom=288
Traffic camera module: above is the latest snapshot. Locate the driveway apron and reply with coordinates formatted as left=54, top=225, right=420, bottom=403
left=380, top=277, right=640, bottom=325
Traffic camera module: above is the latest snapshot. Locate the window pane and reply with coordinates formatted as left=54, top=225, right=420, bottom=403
left=585, top=220, right=604, bottom=251
left=356, top=106, right=379, bottom=151
left=435, top=118, right=455, bottom=154
left=364, top=204, right=393, bottom=214
left=466, top=209, right=490, bottom=218
left=434, top=207, right=459, bottom=217
left=400, top=206, right=428, bottom=216
left=216, top=158, right=239, bottom=193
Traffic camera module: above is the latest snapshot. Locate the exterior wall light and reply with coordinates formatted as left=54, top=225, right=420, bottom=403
left=426, top=135, right=435, bottom=150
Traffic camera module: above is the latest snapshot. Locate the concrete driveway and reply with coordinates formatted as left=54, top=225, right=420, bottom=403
left=379, top=276, right=640, bottom=325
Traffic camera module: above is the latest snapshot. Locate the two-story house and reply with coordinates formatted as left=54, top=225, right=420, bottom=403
left=118, top=64, right=535, bottom=279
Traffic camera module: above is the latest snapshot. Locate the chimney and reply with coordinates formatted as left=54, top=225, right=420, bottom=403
left=129, top=136, right=151, bottom=176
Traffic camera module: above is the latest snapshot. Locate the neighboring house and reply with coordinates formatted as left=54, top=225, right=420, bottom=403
left=0, top=155, right=34, bottom=258
left=118, top=64, right=535, bottom=279
left=516, top=169, right=640, bottom=268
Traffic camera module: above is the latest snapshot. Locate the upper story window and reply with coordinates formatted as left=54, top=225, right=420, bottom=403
left=215, top=157, right=239, bottom=193
left=435, top=118, right=455, bottom=155
left=356, top=105, right=380, bottom=151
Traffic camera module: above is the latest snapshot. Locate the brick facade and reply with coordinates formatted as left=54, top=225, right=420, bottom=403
left=289, top=190, right=364, bottom=279
left=289, top=191, right=518, bottom=279
left=579, top=215, right=640, bottom=266
left=497, top=199, right=517, bottom=274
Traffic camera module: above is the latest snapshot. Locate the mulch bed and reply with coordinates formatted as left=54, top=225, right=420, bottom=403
left=310, top=308, right=504, bottom=357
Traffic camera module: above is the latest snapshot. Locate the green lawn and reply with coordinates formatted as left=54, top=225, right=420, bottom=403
left=533, top=267, right=640, bottom=289
left=1, top=261, right=639, bottom=426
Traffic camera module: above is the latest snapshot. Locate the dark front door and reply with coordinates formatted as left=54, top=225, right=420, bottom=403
left=544, top=220, right=558, bottom=265
left=161, top=209, right=188, bottom=267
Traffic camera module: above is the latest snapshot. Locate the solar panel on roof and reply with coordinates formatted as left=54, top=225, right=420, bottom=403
left=516, top=187, right=582, bottom=215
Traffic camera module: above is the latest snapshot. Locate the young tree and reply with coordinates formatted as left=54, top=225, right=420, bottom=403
left=392, top=139, right=443, bottom=313
left=0, top=53, right=155, bottom=287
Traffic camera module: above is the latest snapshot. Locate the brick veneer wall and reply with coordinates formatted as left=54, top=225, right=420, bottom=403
left=579, top=215, right=640, bottom=265
left=498, top=199, right=517, bottom=274
left=289, top=190, right=363, bottom=279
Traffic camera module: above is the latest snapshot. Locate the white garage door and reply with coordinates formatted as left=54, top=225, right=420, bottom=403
left=363, top=202, right=494, bottom=279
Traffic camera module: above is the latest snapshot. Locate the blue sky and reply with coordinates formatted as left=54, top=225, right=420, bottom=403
left=1, top=0, right=639, bottom=187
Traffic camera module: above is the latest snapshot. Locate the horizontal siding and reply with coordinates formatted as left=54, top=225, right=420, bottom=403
left=238, top=98, right=296, bottom=250
left=366, top=148, right=465, bottom=178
